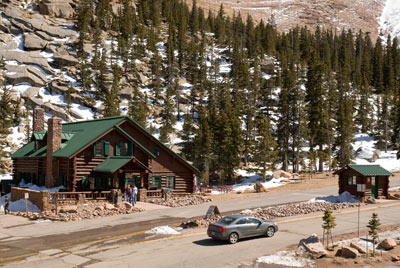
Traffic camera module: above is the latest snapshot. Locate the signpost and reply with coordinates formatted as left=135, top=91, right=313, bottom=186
left=205, top=205, right=221, bottom=219
left=24, top=192, right=29, bottom=214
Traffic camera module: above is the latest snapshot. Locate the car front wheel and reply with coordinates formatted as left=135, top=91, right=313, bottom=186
left=228, top=232, right=239, bottom=244
left=266, top=226, right=275, bottom=237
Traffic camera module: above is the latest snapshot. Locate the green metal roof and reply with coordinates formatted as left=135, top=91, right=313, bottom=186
left=11, top=115, right=200, bottom=174
left=348, top=164, right=394, bottom=176
left=33, top=131, right=75, bottom=141
left=93, top=156, right=133, bottom=174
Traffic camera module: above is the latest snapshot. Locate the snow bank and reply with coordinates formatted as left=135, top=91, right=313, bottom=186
left=256, top=249, right=314, bottom=267
left=210, top=176, right=287, bottom=195
left=0, top=180, right=65, bottom=213
left=309, top=191, right=359, bottom=203
left=146, top=226, right=181, bottom=235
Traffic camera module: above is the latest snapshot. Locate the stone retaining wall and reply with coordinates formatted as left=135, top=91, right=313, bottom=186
left=11, top=187, right=51, bottom=211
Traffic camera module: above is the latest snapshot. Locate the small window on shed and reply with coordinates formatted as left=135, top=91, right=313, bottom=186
left=347, top=175, right=357, bottom=186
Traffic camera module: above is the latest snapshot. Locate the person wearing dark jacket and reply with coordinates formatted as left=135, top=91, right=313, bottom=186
left=4, top=196, right=10, bottom=214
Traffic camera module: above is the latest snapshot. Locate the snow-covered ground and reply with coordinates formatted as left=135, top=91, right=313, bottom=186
left=353, top=133, right=400, bottom=171
left=211, top=175, right=287, bottom=195
left=146, top=226, right=181, bottom=235
left=380, top=0, right=400, bottom=39
left=308, top=191, right=360, bottom=203
left=256, top=246, right=315, bottom=267
left=0, top=180, right=65, bottom=214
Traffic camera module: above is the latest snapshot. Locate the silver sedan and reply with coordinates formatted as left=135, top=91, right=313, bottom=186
left=207, top=215, right=278, bottom=244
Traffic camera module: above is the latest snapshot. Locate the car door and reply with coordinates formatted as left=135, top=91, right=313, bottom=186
left=235, top=218, right=251, bottom=238
left=247, top=217, right=263, bottom=236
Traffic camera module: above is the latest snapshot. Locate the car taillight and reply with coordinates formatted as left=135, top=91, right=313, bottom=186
left=219, top=226, right=226, bottom=232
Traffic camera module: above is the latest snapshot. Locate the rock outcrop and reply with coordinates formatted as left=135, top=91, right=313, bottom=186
left=38, top=0, right=75, bottom=19
left=379, top=238, right=397, bottom=250
left=298, top=234, right=327, bottom=258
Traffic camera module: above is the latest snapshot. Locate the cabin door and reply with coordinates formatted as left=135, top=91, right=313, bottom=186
left=371, top=177, right=378, bottom=198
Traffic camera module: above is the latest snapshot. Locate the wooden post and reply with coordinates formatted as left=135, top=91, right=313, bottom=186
left=24, top=192, right=29, bottom=214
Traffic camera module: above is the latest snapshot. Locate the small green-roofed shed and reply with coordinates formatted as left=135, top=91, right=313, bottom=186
left=335, top=164, right=393, bottom=201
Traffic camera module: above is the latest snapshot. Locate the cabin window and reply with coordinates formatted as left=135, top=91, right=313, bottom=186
left=116, top=142, right=133, bottom=156
left=94, top=141, right=109, bottom=156
left=151, top=176, right=162, bottom=189
left=166, top=176, right=175, bottom=189
left=347, top=175, right=357, bottom=186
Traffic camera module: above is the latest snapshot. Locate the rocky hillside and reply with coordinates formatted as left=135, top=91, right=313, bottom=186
left=189, top=0, right=386, bottom=40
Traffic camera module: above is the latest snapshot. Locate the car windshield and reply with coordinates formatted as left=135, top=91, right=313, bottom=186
left=217, top=216, right=235, bottom=225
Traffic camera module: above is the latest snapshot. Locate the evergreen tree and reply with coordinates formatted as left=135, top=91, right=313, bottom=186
left=128, top=86, right=148, bottom=127
left=367, top=213, right=381, bottom=256
left=160, top=87, right=176, bottom=143
left=322, top=209, right=336, bottom=249
left=253, top=115, right=278, bottom=181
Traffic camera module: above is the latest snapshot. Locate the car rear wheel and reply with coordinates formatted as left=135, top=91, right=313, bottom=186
left=266, top=226, right=275, bottom=237
left=228, top=232, right=239, bottom=244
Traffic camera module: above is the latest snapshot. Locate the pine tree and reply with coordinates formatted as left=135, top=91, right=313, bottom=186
left=253, top=115, right=278, bottom=181
left=128, top=86, right=148, bottom=127
left=367, top=213, right=381, bottom=256
left=322, top=209, right=336, bottom=249
left=160, top=87, right=176, bottom=143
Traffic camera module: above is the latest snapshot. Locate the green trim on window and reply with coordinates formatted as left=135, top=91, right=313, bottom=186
left=152, top=146, right=161, bottom=157
left=151, top=176, right=161, bottom=189
left=166, top=176, right=175, bottom=189
left=115, top=142, right=121, bottom=156
left=104, top=141, right=110, bottom=156
left=128, top=142, right=133, bottom=156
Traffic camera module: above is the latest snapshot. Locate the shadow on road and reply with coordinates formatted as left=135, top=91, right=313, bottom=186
left=192, top=238, right=227, bottom=246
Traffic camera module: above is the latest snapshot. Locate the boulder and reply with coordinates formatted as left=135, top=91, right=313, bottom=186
left=53, top=52, right=78, bottom=67
left=38, top=0, right=75, bottom=19
left=350, top=242, right=367, bottom=254
left=104, top=203, right=115, bottom=210
left=379, top=238, right=397, bottom=250
left=370, top=149, right=381, bottom=162
left=95, top=206, right=104, bottom=211
left=254, top=182, right=267, bottom=193
left=59, top=205, right=78, bottom=213
left=42, top=103, right=69, bottom=121
left=121, top=201, right=133, bottom=210
left=21, top=87, right=41, bottom=98
left=273, top=169, right=293, bottom=179
left=339, top=246, right=360, bottom=258
left=49, top=80, right=69, bottom=94
left=298, top=234, right=327, bottom=258
left=23, top=33, right=48, bottom=50
left=392, top=255, right=400, bottom=262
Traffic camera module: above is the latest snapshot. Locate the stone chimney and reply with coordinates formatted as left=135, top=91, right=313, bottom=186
left=33, top=107, right=45, bottom=132
left=46, top=116, right=62, bottom=187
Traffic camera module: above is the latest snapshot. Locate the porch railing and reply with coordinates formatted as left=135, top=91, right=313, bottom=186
left=50, top=191, right=112, bottom=204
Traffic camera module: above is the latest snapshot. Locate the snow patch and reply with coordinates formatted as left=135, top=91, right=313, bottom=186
left=308, top=191, right=360, bottom=203
left=380, top=0, right=400, bottom=39
left=146, top=226, right=181, bottom=235
left=256, top=249, right=314, bottom=267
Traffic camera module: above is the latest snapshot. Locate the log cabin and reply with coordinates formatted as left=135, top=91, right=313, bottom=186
left=11, top=108, right=199, bottom=193
left=334, top=164, right=393, bottom=201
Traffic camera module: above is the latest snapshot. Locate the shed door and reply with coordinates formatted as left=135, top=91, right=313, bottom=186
left=371, top=177, right=378, bottom=198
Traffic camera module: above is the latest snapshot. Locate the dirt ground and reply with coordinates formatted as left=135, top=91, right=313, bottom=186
left=314, top=224, right=400, bottom=268
left=209, top=172, right=400, bottom=203
left=209, top=172, right=339, bottom=202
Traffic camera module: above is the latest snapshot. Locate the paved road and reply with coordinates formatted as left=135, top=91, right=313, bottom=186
left=2, top=201, right=400, bottom=267
left=1, top=177, right=400, bottom=267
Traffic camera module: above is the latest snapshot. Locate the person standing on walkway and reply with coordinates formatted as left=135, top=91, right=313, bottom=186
left=132, top=184, right=138, bottom=206
left=4, top=196, right=10, bottom=214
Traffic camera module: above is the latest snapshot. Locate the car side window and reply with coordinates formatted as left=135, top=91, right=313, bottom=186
left=236, top=219, right=248, bottom=225
left=248, top=218, right=261, bottom=224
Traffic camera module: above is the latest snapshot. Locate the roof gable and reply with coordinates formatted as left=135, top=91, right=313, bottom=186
left=338, top=164, right=394, bottom=176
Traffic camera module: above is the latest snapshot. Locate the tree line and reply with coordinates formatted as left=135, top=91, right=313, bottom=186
left=25, top=0, right=400, bottom=184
